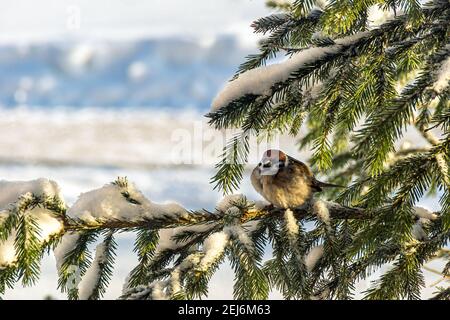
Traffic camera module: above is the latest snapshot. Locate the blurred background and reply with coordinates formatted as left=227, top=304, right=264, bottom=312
left=0, top=0, right=443, bottom=299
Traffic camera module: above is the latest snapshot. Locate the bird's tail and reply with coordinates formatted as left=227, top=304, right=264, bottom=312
left=314, top=179, right=344, bottom=188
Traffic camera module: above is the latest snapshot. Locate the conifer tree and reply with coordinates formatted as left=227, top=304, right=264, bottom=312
left=0, top=0, right=449, bottom=300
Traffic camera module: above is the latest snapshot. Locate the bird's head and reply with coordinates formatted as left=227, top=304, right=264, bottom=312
left=258, top=149, right=288, bottom=175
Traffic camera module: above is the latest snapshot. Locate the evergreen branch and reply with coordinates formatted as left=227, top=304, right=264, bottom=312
left=320, top=0, right=377, bottom=35
left=14, top=212, right=42, bottom=286
left=0, top=266, right=17, bottom=296
left=431, top=102, right=450, bottom=133
left=429, top=287, right=450, bottom=300
left=228, top=225, right=269, bottom=300
left=210, top=132, right=250, bottom=194
left=84, top=230, right=117, bottom=300
left=356, top=44, right=450, bottom=175
left=57, top=230, right=98, bottom=299
left=236, top=10, right=323, bottom=77
left=364, top=223, right=449, bottom=299
left=127, top=228, right=159, bottom=288
left=251, top=13, right=292, bottom=34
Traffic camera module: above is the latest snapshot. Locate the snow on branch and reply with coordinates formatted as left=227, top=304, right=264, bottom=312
left=1, top=177, right=437, bottom=237
left=0, top=178, right=65, bottom=269
left=0, top=178, right=440, bottom=236
left=431, top=44, right=450, bottom=94
left=210, top=32, right=370, bottom=111
left=0, top=177, right=442, bottom=299
left=68, top=177, right=189, bottom=224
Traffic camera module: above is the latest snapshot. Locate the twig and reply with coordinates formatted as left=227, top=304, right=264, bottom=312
left=415, top=123, right=440, bottom=146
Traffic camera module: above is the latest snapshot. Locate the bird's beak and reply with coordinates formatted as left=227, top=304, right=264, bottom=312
left=260, top=160, right=278, bottom=176
left=262, top=161, right=271, bottom=168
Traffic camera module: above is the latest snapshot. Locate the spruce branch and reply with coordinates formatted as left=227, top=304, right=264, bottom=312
left=429, top=287, right=450, bottom=300
left=83, top=230, right=117, bottom=300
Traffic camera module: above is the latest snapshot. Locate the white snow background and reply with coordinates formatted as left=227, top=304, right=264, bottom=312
left=0, top=0, right=446, bottom=299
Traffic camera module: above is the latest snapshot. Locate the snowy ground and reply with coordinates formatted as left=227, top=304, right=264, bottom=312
left=0, top=107, right=304, bottom=168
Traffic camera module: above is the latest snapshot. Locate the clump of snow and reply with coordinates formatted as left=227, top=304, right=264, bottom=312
left=54, top=232, right=80, bottom=272
left=211, top=32, right=370, bottom=111
left=34, top=208, right=64, bottom=242
left=302, top=81, right=323, bottom=102
left=242, top=220, right=260, bottom=233
left=225, top=207, right=242, bottom=218
left=411, top=207, right=438, bottom=241
left=0, top=232, right=17, bottom=268
left=170, top=254, right=201, bottom=294
left=67, top=44, right=94, bottom=70
left=432, top=48, right=450, bottom=94
left=284, top=208, right=299, bottom=236
left=199, top=232, right=229, bottom=271
left=151, top=282, right=167, bottom=300
left=0, top=211, right=62, bottom=269
left=125, top=224, right=251, bottom=299
left=121, top=283, right=152, bottom=300
left=128, top=286, right=152, bottom=300
left=0, top=179, right=65, bottom=268
left=254, top=200, right=270, bottom=210
left=1, top=209, right=63, bottom=268
left=399, top=140, right=413, bottom=151
left=333, top=32, right=370, bottom=46
left=413, top=207, right=438, bottom=221
left=314, top=200, right=330, bottom=225
left=367, top=5, right=393, bottom=28
left=224, top=225, right=254, bottom=251
left=304, top=245, right=324, bottom=272
left=412, top=218, right=429, bottom=241
left=78, top=242, right=107, bottom=300
left=216, top=194, right=246, bottom=212
left=170, top=269, right=182, bottom=294
left=67, top=181, right=189, bottom=223
left=156, top=228, right=182, bottom=252
left=0, top=178, right=63, bottom=207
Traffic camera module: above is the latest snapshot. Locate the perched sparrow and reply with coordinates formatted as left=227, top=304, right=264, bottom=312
left=251, top=149, right=341, bottom=209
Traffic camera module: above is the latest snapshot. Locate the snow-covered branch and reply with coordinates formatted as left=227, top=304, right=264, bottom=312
left=0, top=177, right=443, bottom=299
left=0, top=177, right=439, bottom=238
left=210, top=32, right=370, bottom=112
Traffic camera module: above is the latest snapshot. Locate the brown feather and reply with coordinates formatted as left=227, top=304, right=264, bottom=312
left=251, top=151, right=339, bottom=209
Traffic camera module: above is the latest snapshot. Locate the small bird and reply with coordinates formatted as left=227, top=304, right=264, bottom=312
left=251, top=149, right=341, bottom=209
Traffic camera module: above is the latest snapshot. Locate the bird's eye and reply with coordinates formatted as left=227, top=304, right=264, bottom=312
left=258, top=162, right=262, bottom=167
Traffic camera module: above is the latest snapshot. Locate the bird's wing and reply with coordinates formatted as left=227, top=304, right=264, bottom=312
left=287, top=156, right=314, bottom=177
left=309, top=179, right=323, bottom=192
left=250, top=166, right=264, bottom=196
left=288, top=156, right=341, bottom=192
